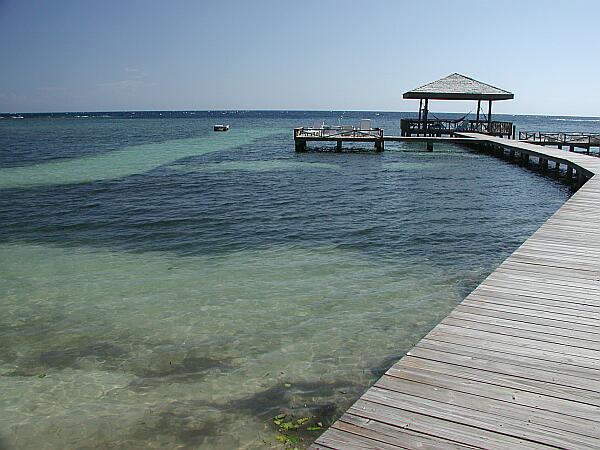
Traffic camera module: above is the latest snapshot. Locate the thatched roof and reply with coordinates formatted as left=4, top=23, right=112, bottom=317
left=403, top=73, right=514, bottom=101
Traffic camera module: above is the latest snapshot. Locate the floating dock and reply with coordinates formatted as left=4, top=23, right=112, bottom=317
left=311, top=134, right=600, bottom=449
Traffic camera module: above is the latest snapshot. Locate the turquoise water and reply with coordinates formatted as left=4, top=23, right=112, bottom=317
left=0, top=128, right=283, bottom=188
left=0, top=112, right=573, bottom=449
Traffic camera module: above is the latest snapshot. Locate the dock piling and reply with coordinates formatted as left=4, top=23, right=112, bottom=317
left=577, top=170, right=585, bottom=187
left=294, top=139, right=306, bottom=152
left=566, top=165, right=573, bottom=179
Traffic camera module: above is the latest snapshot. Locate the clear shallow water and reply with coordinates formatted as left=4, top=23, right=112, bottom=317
left=0, top=111, right=578, bottom=449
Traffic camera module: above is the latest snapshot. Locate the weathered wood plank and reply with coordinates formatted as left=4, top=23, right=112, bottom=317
left=476, top=277, right=600, bottom=301
left=393, top=356, right=600, bottom=407
left=374, top=376, right=600, bottom=438
left=463, top=295, right=600, bottom=322
left=443, top=313, right=600, bottom=348
left=470, top=285, right=600, bottom=308
left=495, top=262, right=600, bottom=283
left=482, top=277, right=600, bottom=297
left=335, top=414, right=473, bottom=449
left=313, top=426, right=402, bottom=450
left=363, top=387, right=598, bottom=448
left=415, top=339, right=600, bottom=383
left=383, top=366, right=600, bottom=421
left=349, top=399, right=554, bottom=450
left=453, top=303, right=600, bottom=334
left=426, top=325, right=600, bottom=368
left=441, top=316, right=600, bottom=351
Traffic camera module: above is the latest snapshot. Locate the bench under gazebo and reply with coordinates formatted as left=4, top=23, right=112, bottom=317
left=401, top=73, right=515, bottom=138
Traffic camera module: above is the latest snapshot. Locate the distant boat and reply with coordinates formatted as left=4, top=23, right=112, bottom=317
left=214, top=124, right=229, bottom=132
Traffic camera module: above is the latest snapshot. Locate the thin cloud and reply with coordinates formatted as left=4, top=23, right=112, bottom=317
left=100, top=69, right=157, bottom=91
left=36, top=86, right=68, bottom=93
left=100, top=79, right=158, bottom=90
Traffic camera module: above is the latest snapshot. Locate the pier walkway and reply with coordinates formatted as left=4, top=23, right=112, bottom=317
left=311, top=135, right=600, bottom=449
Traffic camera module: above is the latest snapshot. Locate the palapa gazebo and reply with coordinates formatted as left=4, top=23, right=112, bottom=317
left=401, top=73, right=514, bottom=137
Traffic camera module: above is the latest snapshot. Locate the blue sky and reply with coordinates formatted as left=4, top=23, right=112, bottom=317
left=1, top=0, right=598, bottom=115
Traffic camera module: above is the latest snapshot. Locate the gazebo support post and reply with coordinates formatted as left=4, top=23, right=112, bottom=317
left=417, top=99, right=423, bottom=137
left=476, top=99, right=481, bottom=130
left=487, top=100, right=493, bottom=134
left=423, top=99, right=429, bottom=136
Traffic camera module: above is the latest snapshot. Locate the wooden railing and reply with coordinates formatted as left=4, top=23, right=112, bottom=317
left=519, top=131, right=600, bottom=145
left=400, top=119, right=514, bottom=137
left=294, top=127, right=384, bottom=139
left=472, top=121, right=514, bottom=136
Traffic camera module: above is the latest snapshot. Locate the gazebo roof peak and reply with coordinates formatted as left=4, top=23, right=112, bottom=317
left=403, top=73, right=514, bottom=101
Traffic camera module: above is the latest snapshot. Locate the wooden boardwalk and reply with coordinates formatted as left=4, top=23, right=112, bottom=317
left=311, top=135, right=600, bottom=450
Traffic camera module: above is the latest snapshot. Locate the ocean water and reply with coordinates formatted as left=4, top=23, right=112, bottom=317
left=0, top=111, right=585, bottom=449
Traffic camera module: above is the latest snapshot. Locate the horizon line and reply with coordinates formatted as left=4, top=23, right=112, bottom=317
left=2, top=109, right=600, bottom=119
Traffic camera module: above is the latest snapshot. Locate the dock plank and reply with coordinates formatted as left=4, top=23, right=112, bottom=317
left=396, top=355, right=600, bottom=407
left=347, top=399, right=554, bottom=450
left=362, top=387, right=597, bottom=448
left=373, top=377, right=600, bottom=439
left=383, top=366, right=600, bottom=421
left=334, top=415, right=473, bottom=449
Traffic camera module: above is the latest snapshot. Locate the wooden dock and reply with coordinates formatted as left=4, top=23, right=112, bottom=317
left=311, top=134, right=600, bottom=449
left=294, top=127, right=385, bottom=152
left=294, top=127, right=502, bottom=153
